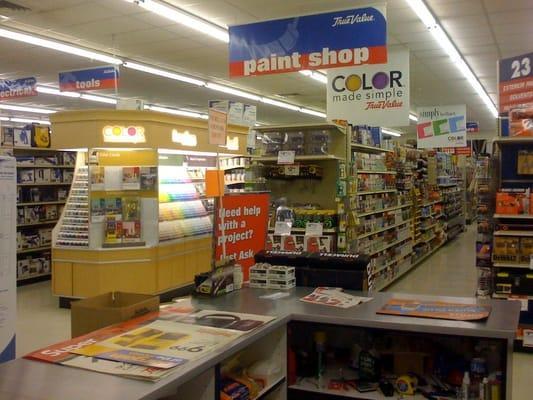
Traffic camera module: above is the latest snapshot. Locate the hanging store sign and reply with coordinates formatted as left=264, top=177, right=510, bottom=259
left=326, top=49, right=409, bottom=126
left=466, top=121, right=479, bottom=133
left=59, top=66, right=119, bottom=92
left=208, top=100, right=256, bottom=127
left=416, top=105, right=467, bottom=149
left=228, top=6, right=387, bottom=77
left=498, top=51, right=533, bottom=114
left=0, top=156, right=16, bottom=363
left=0, top=77, right=37, bottom=99
left=208, top=108, right=228, bottom=145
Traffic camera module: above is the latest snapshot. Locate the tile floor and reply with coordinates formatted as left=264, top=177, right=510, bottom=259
left=12, top=224, right=532, bottom=398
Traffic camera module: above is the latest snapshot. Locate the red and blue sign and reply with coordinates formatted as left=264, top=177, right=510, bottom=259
left=228, top=6, right=387, bottom=78
left=498, top=51, right=533, bottom=114
left=0, top=77, right=37, bottom=99
left=59, top=66, right=119, bottom=92
left=466, top=121, right=479, bottom=133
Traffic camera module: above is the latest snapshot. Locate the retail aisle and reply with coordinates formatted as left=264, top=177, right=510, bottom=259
left=386, top=224, right=531, bottom=399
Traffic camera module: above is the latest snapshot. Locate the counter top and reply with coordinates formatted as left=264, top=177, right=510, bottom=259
left=0, top=288, right=520, bottom=400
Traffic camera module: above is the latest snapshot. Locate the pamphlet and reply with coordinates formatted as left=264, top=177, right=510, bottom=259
left=91, top=198, right=105, bottom=223
left=90, top=166, right=105, bottom=191
left=300, top=287, right=372, bottom=309
left=122, top=167, right=141, bottom=190
left=140, top=167, right=157, bottom=191
left=377, top=299, right=491, bottom=321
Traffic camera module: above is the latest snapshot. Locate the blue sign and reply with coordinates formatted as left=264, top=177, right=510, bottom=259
left=0, top=77, right=37, bottom=99
left=466, top=121, right=479, bottom=133
left=59, top=66, right=119, bottom=92
left=229, top=6, right=387, bottom=77
left=498, top=51, right=533, bottom=113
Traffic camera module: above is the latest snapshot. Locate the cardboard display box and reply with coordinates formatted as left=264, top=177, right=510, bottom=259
left=71, top=292, right=160, bottom=338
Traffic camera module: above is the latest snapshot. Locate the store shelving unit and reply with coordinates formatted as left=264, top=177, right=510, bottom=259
left=10, top=146, right=76, bottom=285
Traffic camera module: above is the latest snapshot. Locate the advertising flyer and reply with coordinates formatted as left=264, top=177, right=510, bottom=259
left=377, top=299, right=491, bottom=321
left=214, top=193, right=270, bottom=280
left=229, top=6, right=387, bottom=77
left=416, top=105, right=467, bottom=149
left=300, top=287, right=371, bottom=309
left=327, top=48, right=409, bottom=126
left=0, top=156, right=16, bottom=363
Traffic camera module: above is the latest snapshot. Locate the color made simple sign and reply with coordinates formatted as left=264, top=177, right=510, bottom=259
left=416, top=105, right=467, bottom=149
left=0, top=77, right=37, bottom=99
left=59, top=66, right=119, bottom=92
left=228, top=6, right=387, bottom=77
left=327, top=48, right=409, bottom=126
left=215, top=193, right=270, bottom=280
left=498, top=51, right=533, bottom=114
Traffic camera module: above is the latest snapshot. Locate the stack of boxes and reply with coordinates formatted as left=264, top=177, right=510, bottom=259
left=249, top=264, right=296, bottom=290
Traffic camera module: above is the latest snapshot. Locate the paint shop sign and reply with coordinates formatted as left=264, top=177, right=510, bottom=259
left=327, top=49, right=409, bottom=126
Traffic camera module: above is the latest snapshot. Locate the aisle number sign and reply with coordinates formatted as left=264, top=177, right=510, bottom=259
left=498, top=51, right=533, bottom=114
left=416, top=105, right=466, bottom=149
left=229, top=6, right=387, bottom=77
left=327, top=48, right=410, bottom=126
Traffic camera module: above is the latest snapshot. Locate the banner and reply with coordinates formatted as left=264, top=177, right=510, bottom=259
left=59, top=66, right=119, bottom=92
left=208, top=100, right=257, bottom=127
left=0, top=156, right=16, bottom=363
left=326, top=49, right=409, bottom=126
left=416, top=105, right=466, bottom=149
left=466, top=121, right=479, bottom=133
left=229, top=6, right=387, bottom=77
left=0, top=77, right=37, bottom=99
left=498, top=51, right=533, bottom=113
left=215, top=193, right=269, bottom=280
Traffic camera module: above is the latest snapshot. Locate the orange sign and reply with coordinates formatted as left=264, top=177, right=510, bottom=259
left=215, top=193, right=270, bottom=280
left=208, top=108, right=227, bottom=145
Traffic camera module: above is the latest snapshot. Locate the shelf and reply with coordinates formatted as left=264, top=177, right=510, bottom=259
left=17, top=220, right=58, bottom=227
left=223, top=165, right=248, bottom=171
left=421, top=200, right=441, bottom=207
left=351, top=142, right=394, bottom=153
left=492, top=262, right=532, bottom=269
left=17, top=182, right=72, bottom=186
left=268, top=227, right=337, bottom=234
left=17, top=246, right=51, bottom=254
left=357, top=220, right=410, bottom=239
left=225, top=180, right=246, bottom=185
left=355, top=170, right=397, bottom=175
left=494, top=137, right=533, bottom=144
left=494, top=214, right=533, bottom=220
left=438, top=183, right=457, bottom=187
left=494, top=230, right=533, bottom=237
left=17, top=165, right=75, bottom=169
left=416, top=234, right=436, bottom=244
left=12, top=147, right=58, bottom=152
left=17, top=272, right=51, bottom=281
left=255, top=376, right=286, bottom=400
left=367, top=236, right=411, bottom=256
left=357, top=203, right=412, bottom=217
left=356, top=189, right=397, bottom=196
left=493, top=293, right=533, bottom=300
left=419, top=223, right=439, bottom=231
left=252, top=154, right=343, bottom=162
left=18, top=201, right=66, bottom=206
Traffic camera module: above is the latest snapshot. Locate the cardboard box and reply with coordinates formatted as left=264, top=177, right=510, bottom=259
left=70, top=292, right=160, bottom=338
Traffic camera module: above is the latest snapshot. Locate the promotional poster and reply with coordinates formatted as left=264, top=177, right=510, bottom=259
left=416, top=105, right=467, bottom=149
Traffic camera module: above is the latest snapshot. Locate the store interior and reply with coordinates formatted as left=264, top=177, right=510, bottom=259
left=0, top=1, right=533, bottom=399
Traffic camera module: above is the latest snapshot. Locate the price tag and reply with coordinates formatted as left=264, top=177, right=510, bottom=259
left=284, top=164, right=300, bottom=176
left=305, top=222, right=323, bottom=236
left=524, top=329, right=533, bottom=348
left=277, top=150, right=295, bottom=164
left=274, top=221, right=292, bottom=235
left=530, top=254, right=533, bottom=270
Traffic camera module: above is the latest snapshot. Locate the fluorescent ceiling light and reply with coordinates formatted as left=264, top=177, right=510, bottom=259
left=261, top=97, right=300, bottom=111
left=128, top=0, right=229, bottom=43
left=36, top=86, right=80, bottom=98
left=405, top=0, right=498, bottom=118
left=0, top=116, right=9, bottom=121
left=0, top=104, right=56, bottom=114
left=205, top=82, right=261, bottom=101
left=124, top=62, right=206, bottom=86
left=382, top=128, right=402, bottom=137
left=409, top=113, right=418, bottom=122
left=299, top=70, right=327, bottom=84
left=145, top=104, right=207, bottom=119
left=80, top=94, right=118, bottom=104
left=0, top=28, right=122, bottom=65
left=300, top=108, right=327, bottom=118
left=10, top=117, right=51, bottom=125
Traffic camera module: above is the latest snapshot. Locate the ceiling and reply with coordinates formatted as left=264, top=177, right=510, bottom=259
left=0, top=0, right=532, bottom=134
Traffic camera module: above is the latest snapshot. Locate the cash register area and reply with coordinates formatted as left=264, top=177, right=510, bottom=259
left=15, top=225, right=531, bottom=398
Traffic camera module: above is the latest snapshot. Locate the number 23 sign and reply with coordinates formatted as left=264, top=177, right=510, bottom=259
left=499, top=51, right=533, bottom=113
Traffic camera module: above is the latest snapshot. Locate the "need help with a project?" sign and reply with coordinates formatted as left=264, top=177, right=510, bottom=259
left=228, top=6, right=387, bottom=77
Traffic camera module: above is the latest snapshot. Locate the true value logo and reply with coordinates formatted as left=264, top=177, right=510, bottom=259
left=332, top=13, right=375, bottom=27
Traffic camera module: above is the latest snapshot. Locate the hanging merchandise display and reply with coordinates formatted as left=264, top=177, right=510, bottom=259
left=416, top=105, right=467, bottom=149
left=228, top=6, right=387, bottom=77
left=326, top=48, right=410, bottom=126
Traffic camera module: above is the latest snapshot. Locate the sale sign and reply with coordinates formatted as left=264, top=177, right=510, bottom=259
left=215, top=193, right=270, bottom=280
left=59, top=66, right=119, bottom=92
left=498, top=51, right=533, bottom=114
left=228, top=6, right=387, bottom=77
left=416, top=105, right=466, bottom=149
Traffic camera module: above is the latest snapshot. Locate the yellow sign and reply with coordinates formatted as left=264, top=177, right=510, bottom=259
left=171, top=129, right=197, bottom=147
left=103, top=125, right=146, bottom=143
